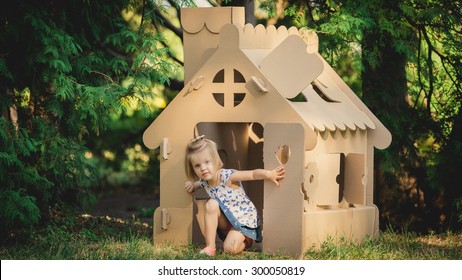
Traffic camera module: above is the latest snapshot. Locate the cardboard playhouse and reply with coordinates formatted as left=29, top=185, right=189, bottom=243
left=143, top=7, right=391, bottom=258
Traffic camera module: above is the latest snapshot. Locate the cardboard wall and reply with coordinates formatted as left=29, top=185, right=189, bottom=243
left=145, top=7, right=390, bottom=258
left=263, top=123, right=305, bottom=257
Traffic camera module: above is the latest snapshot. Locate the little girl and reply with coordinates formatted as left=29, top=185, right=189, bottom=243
left=184, top=135, right=285, bottom=256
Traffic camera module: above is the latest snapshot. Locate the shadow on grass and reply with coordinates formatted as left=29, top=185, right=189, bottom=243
left=1, top=211, right=461, bottom=260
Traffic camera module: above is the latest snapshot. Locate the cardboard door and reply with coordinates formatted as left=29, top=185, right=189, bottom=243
left=344, top=153, right=366, bottom=205
left=314, top=153, right=342, bottom=206
left=263, top=123, right=305, bottom=258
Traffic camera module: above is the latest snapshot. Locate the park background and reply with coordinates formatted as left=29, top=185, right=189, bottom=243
left=1, top=0, right=461, bottom=259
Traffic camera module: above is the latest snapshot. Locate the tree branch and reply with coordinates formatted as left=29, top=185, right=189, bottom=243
left=97, top=41, right=132, bottom=63
left=159, top=40, right=183, bottom=66
left=426, top=40, right=434, bottom=115
left=420, top=26, right=462, bottom=95
left=167, top=78, right=184, bottom=92
left=305, top=0, right=321, bottom=28
left=152, top=9, right=183, bottom=41
left=415, top=28, right=427, bottom=110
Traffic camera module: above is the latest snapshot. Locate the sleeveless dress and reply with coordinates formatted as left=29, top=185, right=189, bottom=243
left=200, top=169, right=262, bottom=242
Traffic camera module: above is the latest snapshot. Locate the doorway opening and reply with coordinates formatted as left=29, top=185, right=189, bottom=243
left=191, top=122, right=265, bottom=248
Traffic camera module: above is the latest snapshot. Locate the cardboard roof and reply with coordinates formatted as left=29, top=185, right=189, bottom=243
left=238, top=24, right=388, bottom=138
left=143, top=23, right=391, bottom=150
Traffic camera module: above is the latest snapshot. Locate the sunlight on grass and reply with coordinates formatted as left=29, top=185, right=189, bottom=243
left=303, top=229, right=462, bottom=260
left=1, top=214, right=461, bottom=260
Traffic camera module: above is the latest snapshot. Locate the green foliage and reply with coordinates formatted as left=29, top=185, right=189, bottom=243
left=0, top=0, right=184, bottom=235
left=0, top=189, right=40, bottom=228
left=0, top=117, right=51, bottom=231
left=1, top=0, right=459, bottom=239
left=258, top=0, right=462, bottom=230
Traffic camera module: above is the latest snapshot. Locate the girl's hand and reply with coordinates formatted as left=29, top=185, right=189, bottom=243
left=184, top=181, right=196, bottom=195
left=270, top=165, right=285, bottom=187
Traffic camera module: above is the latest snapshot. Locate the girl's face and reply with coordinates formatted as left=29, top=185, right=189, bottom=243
left=189, top=149, right=218, bottom=182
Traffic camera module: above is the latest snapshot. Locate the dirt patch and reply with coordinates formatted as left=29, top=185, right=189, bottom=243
left=84, top=188, right=159, bottom=223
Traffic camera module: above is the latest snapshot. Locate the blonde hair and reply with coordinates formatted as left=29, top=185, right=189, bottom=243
left=184, top=136, right=223, bottom=180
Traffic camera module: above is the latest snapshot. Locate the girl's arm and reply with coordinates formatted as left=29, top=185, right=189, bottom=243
left=230, top=165, right=285, bottom=186
left=185, top=180, right=201, bottom=194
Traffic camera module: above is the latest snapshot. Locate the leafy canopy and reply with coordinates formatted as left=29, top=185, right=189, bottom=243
left=0, top=0, right=194, bottom=234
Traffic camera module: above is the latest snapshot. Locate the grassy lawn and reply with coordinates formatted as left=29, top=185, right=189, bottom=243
left=1, top=212, right=461, bottom=260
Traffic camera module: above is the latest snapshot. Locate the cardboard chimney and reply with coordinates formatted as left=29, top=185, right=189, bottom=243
left=143, top=7, right=391, bottom=258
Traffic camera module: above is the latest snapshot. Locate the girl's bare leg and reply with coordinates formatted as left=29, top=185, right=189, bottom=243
left=203, top=199, right=228, bottom=249
left=223, top=229, right=246, bottom=254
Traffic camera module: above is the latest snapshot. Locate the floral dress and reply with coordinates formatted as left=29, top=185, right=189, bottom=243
left=200, top=169, right=262, bottom=242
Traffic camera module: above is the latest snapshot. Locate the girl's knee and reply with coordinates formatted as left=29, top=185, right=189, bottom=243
left=205, top=199, right=220, bottom=213
left=223, top=240, right=245, bottom=255
left=223, top=233, right=245, bottom=254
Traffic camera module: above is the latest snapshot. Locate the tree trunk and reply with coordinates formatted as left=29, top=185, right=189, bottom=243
left=362, top=22, right=413, bottom=229
left=437, top=97, right=462, bottom=229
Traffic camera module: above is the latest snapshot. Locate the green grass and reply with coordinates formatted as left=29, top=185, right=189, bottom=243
left=304, top=229, right=462, bottom=260
left=1, top=212, right=461, bottom=260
